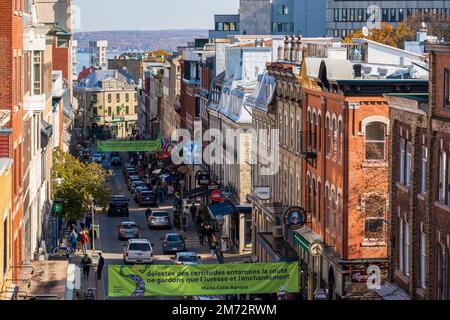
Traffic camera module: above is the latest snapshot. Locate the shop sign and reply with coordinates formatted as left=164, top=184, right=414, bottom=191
left=255, top=186, right=270, bottom=200
left=49, top=246, right=73, bottom=259
left=309, top=241, right=324, bottom=257
left=283, top=206, right=307, bottom=230
left=351, top=270, right=369, bottom=282
left=208, top=181, right=220, bottom=190
left=196, top=172, right=210, bottom=186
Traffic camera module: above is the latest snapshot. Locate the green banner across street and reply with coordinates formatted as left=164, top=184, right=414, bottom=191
left=108, top=262, right=298, bottom=297
left=97, top=139, right=162, bottom=152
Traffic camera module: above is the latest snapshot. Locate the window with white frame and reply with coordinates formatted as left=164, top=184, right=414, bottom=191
left=405, top=221, right=410, bottom=276
left=333, top=119, right=338, bottom=159
left=33, top=51, right=43, bottom=95
left=399, top=214, right=403, bottom=272
left=421, top=146, right=427, bottom=193
left=439, top=150, right=446, bottom=202
left=290, top=116, right=294, bottom=148
left=365, top=122, right=387, bottom=160
left=406, top=142, right=412, bottom=187
left=420, top=231, right=426, bottom=288
left=400, top=139, right=405, bottom=184
left=326, top=116, right=331, bottom=156
left=296, top=117, right=301, bottom=152
left=364, top=194, right=386, bottom=241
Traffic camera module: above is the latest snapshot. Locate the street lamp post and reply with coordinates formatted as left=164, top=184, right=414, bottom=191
left=215, top=215, right=225, bottom=264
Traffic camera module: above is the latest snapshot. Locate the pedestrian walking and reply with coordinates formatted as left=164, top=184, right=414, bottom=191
left=190, top=203, right=197, bottom=224
left=197, top=224, right=205, bottom=245
left=182, top=206, right=190, bottom=232
left=210, top=239, right=217, bottom=258
left=205, top=224, right=214, bottom=244
left=81, top=254, right=92, bottom=279
left=195, top=214, right=203, bottom=229
left=69, top=230, right=78, bottom=254
left=97, top=253, right=105, bottom=280
left=80, top=230, right=89, bottom=254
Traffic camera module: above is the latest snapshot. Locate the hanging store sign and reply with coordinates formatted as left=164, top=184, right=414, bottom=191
left=211, top=190, right=223, bottom=202
left=283, top=206, right=307, bottom=230
left=255, top=186, right=270, bottom=200
left=196, top=172, right=210, bottom=186
left=309, top=241, right=324, bottom=257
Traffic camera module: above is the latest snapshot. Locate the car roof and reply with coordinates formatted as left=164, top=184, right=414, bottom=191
left=177, top=252, right=197, bottom=256
left=127, top=239, right=151, bottom=243
left=152, top=211, right=168, bottom=214
left=165, top=233, right=182, bottom=236
left=121, top=221, right=136, bottom=225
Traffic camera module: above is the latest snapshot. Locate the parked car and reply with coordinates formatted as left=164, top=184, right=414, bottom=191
left=111, top=156, right=122, bottom=166
left=137, top=190, right=157, bottom=207
left=123, top=239, right=154, bottom=265
left=111, top=152, right=120, bottom=158
left=127, top=176, right=141, bottom=189
left=124, top=169, right=138, bottom=180
left=118, top=221, right=140, bottom=240
left=92, top=153, right=104, bottom=163
left=134, top=186, right=151, bottom=202
left=130, top=180, right=146, bottom=193
left=108, top=201, right=129, bottom=217
left=171, top=252, right=201, bottom=265
left=110, top=194, right=130, bottom=203
left=132, top=182, right=148, bottom=195
left=147, top=211, right=171, bottom=229
left=161, top=233, right=186, bottom=254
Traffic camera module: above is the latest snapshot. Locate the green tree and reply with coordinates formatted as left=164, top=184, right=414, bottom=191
left=52, top=148, right=112, bottom=220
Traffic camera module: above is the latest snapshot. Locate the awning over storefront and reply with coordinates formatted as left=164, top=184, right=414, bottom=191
left=294, top=226, right=323, bottom=252
left=207, top=200, right=238, bottom=218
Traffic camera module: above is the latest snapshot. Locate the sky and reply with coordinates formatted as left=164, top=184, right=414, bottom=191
left=72, top=0, right=239, bottom=32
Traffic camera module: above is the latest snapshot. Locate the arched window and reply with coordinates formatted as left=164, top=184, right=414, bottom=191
left=338, top=193, right=342, bottom=239
left=306, top=175, right=311, bottom=211
left=307, top=110, right=312, bottom=148
left=318, top=114, right=322, bottom=151
left=317, top=181, right=321, bottom=222
left=365, top=122, right=387, bottom=160
left=339, top=119, right=343, bottom=161
left=312, top=179, right=317, bottom=220
left=325, top=186, right=330, bottom=230
left=332, top=190, right=337, bottom=235
left=326, top=116, right=331, bottom=156
left=333, top=118, right=338, bottom=158
left=313, top=113, right=317, bottom=150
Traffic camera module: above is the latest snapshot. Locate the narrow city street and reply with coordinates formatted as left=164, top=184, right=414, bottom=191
left=78, top=154, right=249, bottom=300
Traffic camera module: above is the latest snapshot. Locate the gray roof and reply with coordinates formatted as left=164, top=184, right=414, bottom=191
left=75, top=70, right=136, bottom=90
left=305, top=58, right=353, bottom=80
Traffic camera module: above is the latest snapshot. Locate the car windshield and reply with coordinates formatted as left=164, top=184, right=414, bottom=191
left=129, top=243, right=150, bottom=251
left=153, top=212, right=168, bottom=217
left=122, top=224, right=136, bottom=229
left=112, top=196, right=127, bottom=201
left=141, top=192, right=152, bottom=197
left=111, top=203, right=127, bottom=207
left=94, top=153, right=102, bottom=157
left=178, top=255, right=197, bottom=262
left=167, top=235, right=182, bottom=242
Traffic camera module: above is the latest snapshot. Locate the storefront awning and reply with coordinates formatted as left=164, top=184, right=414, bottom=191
left=207, top=201, right=238, bottom=218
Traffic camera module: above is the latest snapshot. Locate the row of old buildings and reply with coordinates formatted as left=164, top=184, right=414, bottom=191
left=0, top=0, right=77, bottom=298
left=133, top=29, right=450, bottom=299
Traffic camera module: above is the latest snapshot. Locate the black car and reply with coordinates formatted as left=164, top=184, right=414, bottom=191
left=108, top=201, right=129, bottom=217
left=137, top=190, right=157, bottom=207
left=111, top=156, right=122, bottom=166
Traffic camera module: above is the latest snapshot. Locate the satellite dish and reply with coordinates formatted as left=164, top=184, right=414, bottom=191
left=421, top=22, right=427, bottom=29
left=362, top=27, right=369, bottom=37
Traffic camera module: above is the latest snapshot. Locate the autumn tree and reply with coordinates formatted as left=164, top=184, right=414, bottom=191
left=52, top=148, right=112, bottom=220
left=403, top=13, right=450, bottom=43
left=344, top=22, right=415, bottom=48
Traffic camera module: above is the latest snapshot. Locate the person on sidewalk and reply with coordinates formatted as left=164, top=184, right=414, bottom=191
left=88, top=226, right=97, bottom=250
left=197, top=223, right=205, bottom=245
left=182, top=206, right=190, bottom=232
left=81, top=254, right=92, bottom=279
left=205, top=224, right=214, bottom=245
left=81, top=230, right=89, bottom=255
left=190, top=203, right=197, bottom=224
left=210, top=238, right=217, bottom=258
left=97, top=253, right=105, bottom=280
left=69, top=230, right=78, bottom=254
left=195, top=214, right=203, bottom=229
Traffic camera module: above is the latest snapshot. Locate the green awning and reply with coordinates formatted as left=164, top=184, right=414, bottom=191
left=97, top=139, right=162, bottom=152
left=294, top=233, right=310, bottom=252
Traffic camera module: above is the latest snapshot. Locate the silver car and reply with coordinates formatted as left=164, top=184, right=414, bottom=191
left=147, top=211, right=171, bottom=229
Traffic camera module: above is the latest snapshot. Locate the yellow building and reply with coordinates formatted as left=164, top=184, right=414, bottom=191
left=75, top=70, right=138, bottom=140
left=0, top=158, right=13, bottom=299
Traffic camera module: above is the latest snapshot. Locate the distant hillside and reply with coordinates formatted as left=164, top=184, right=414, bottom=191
left=74, top=30, right=209, bottom=52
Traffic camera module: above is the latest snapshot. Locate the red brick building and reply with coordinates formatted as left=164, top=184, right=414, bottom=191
left=387, top=43, right=450, bottom=300
left=296, top=57, right=428, bottom=299
left=0, top=0, right=25, bottom=278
